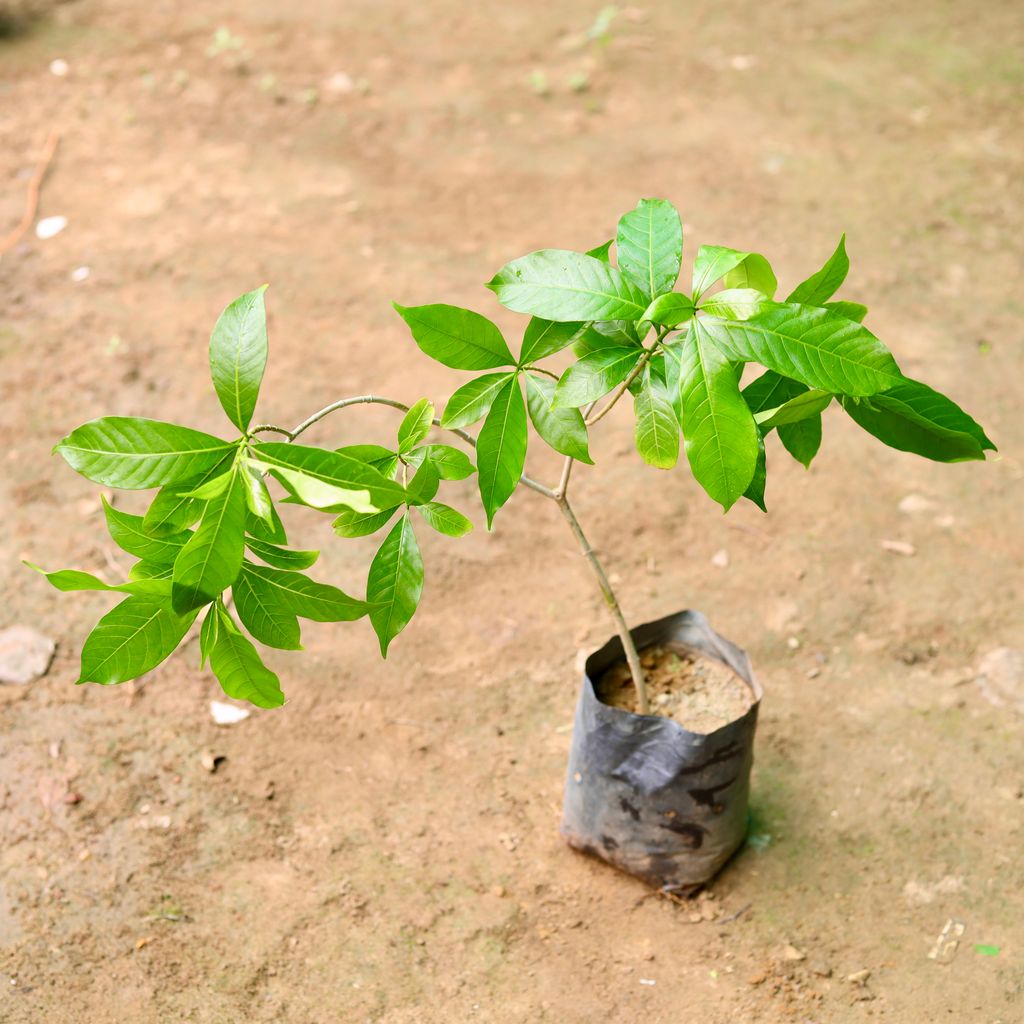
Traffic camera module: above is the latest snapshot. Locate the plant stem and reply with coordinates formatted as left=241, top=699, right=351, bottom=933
left=556, top=494, right=649, bottom=714
left=585, top=347, right=655, bottom=427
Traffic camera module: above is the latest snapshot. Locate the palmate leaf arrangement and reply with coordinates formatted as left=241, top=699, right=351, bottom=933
left=34, top=199, right=994, bottom=712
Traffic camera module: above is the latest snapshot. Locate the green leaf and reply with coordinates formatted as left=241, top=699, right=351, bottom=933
left=407, top=444, right=475, bottom=480
left=973, top=944, right=1000, bottom=957
left=199, top=605, right=218, bottom=668
left=633, top=367, right=679, bottom=469
left=678, top=320, right=760, bottom=509
left=743, top=435, right=768, bottom=512
left=394, top=303, right=515, bottom=370
left=440, top=372, right=515, bottom=429
left=754, top=389, right=833, bottom=429
left=615, top=198, right=683, bottom=299
left=779, top=417, right=822, bottom=468
left=786, top=235, right=848, bottom=306
left=406, top=460, right=440, bottom=505
left=519, top=318, right=583, bottom=365
left=103, top=497, right=191, bottom=563
left=699, top=288, right=766, bottom=321
left=128, top=560, right=173, bottom=581
left=242, top=463, right=275, bottom=526
left=701, top=303, right=903, bottom=396
left=183, top=470, right=233, bottom=500
left=824, top=300, right=867, bottom=323
left=417, top=501, right=473, bottom=537
left=553, top=347, right=640, bottom=408
left=56, top=417, right=236, bottom=490
left=742, top=369, right=809, bottom=415
left=233, top=564, right=302, bottom=651
left=209, top=285, right=268, bottom=432
left=171, top=465, right=247, bottom=613
left=332, top=506, right=398, bottom=538
left=245, top=537, right=319, bottom=571
left=524, top=374, right=593, bottom=464
left=247, top=500, right=287, bottom=544
left=142, top=455, right=234, bottom=536
left=25, top=562, right=172, bottom=599
left=644, top=292, right=695, bottom=327
left=692, top=245, right=776, bottom=300
left=476, top=375, right=528, bottom=528
left=841, top=378, right=993, bottom=462
left=252, top=442, right=406, bottom=512
left=397, top=399, right=434, bottom=454
left=241, top=563, right=367, bottom=622
left=335, top=443, right=400, bottom=480
left=487, top=249, right=649, bottom=321
left=586, top=239, right=613, bottom=262
left=210, top=606, right=285, bottom=708
left=79, top=596, right=197, bottom=685
left=366, top=513, right=423, bottom=656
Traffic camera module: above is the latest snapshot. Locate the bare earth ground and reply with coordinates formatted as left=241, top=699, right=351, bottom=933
left=1, top=1, right=1022, bottom=1021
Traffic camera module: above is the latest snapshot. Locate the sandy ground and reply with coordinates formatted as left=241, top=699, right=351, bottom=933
left=1, top=1, right=1022, bottom=1021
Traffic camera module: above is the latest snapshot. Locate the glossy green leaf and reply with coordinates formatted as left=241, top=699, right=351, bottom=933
left=702, top=303, right=903, bottom=396
left=754, top=389, right=833, bottom=429
left=56, top=417, right=236, bottom=490
left=417, top=501, right=473, bottom=537
left=615, top=198, right=683, bottom=299
left=742, top=369, right=809, bottom=415
left=246, top=500, right=287, bottom=544
left=79, top=596, right=197, bottom=685
left=553, top=347, right=640, bottom=409
left=440, top=372, right=515, bottom=429
left=786, top=235, right=848, bottom=306
left=824, top=300, right=867, bottom=323
left=142, top=454, right=234, bottom=536
left=524, top=374, right=592, bottom=464
left=743, top=435, right=768, bottom=512
left=25, top=562, right=172, bottom=599
left=332, top=506, right=398, bottom=538
left=778, top=417, right=822, bottom=468
left=242, top=463, right=275, bottom=526
left=103, top=497, right=190, bottom=563
left=487, top=249, right=649, bottom=321
left=519, top=318, right=583, bottom=365
left=241, top=563, right=367, bottom=622
left=245, top=537, right=319, bottom=571
left=407, top=444, right=475, bottom=480
left=841, top=378, right=994, bottom=462
left=199, top=604, right=218, bottom=668
left=644, top=292, right=695, bottom=327
left=184, top=470, right=233, bottom=500
left=366, top=513, right=423, bottom=656
left=692, top=245, right=776, bottom=300
left=571, top=322, right=642, bottom=357
left=476, top=375, right=528, bottom=528
left=210, top=606, right=285, bottom=708
left=633, top=368, right=679, bottom=469
left=394, top=303, right=515, bottom=369
left=586, top=239, right=613, bottom=262
left=397, top=399, right=434, bottom=454
left=209, top=285, right=268, bottom=432
left=171, top=465, right=247, bottom=613
left=699, top=288, right=766, bottom=321
left=252, top=442, right=406, bottom=512
left=406, top=460, right=441, bottom=505
left=128, top=560, right=173, bottom=581
left=678, top=320, right=760, bottom=509
left=233, top=564, right=302, bottom=651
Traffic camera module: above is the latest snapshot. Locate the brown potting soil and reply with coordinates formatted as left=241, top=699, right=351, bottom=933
left=595, top=643, right=755, bottom=733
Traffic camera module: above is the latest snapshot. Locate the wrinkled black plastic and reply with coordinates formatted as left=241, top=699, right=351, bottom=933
left=561, top=610, right=762, bottom=892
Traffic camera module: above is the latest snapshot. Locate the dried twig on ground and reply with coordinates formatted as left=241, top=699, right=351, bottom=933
left=0, top=130, right=60, bottom=256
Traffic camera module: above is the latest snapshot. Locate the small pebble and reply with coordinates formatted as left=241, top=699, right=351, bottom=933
left=49, top=59, right=69, bottom=77
left=0, top=625, right=55, bottom=685
left=881, top=539, right=915, bottom=557
left=35, top=216, right=68, bottom=240
left=210, top=700, right=250, bottom=725
left=710, top=549, right=730, bottom=568
left=70, top=266, right=91, bottom=282
left=847, top=968, right=871, bottom=985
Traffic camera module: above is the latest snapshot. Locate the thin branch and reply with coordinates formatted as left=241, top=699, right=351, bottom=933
left=0, top=131, right=60, bottom=256
left=525, top=365, right=560, bottom=381
left=250, top=423, right=294, bottom=439
left=585, top=348, right=655, bottom=427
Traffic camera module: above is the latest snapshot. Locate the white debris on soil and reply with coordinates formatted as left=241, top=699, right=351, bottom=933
left=898, top=493, right=935, bottom=514
left=710, top=548, right=729, bottom=568
left=70, top=265, right=90, bottom=282
left=324, top=71, right=354, bottom=94
left=35, top=215, right=67, bottom=240
left=210, top=700, right=250, bottom=725
left=49, top=58, right=69, bottom=77
left=902, top=875, right=966, bottom=905
left=0, top=626, right=55, bottom=685
left=975, top=647, right=1024, bottom=712
left=881, top=539, right=916, bottom=556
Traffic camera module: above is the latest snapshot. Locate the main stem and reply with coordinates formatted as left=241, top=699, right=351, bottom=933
left=258, top=390, right=650, bottom=713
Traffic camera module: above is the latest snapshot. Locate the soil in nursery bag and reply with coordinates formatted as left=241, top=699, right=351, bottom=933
left=561, top=611, right=762, bottom=894
left=596, top=643, right=755, bottom=734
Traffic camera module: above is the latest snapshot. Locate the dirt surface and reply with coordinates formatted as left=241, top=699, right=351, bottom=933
left=598, top=643, right=755, bottom=733
left=1, top=1, right=1023, bottom=1022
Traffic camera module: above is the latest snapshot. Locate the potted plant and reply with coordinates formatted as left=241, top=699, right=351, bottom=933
left=33, top=199, right=994, bottom=893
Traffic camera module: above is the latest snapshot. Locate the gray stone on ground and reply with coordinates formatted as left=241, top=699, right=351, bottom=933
left=975, top=647, right=1024, bottom=712
left=0, top=626, right=56, bottom=685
